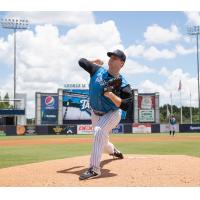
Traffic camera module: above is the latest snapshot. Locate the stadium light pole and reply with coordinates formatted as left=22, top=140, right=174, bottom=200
left=0, top=18, right=29, bottom=110
left=188, top=25, right=200, bottom=124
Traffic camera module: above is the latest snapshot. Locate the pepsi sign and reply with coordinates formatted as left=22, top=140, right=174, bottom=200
left=41, top=94, right=58, bottom=124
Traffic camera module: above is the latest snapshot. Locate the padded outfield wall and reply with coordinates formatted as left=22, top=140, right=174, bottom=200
left=3, top=123, right=200, bottom=136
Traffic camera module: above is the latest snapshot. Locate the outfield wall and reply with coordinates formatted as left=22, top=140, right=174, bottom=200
left=2, top=123, right=200, bottom=136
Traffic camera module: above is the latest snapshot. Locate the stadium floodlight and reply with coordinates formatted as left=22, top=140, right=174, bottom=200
left=188, top=25, right=200, bottom=124
left=0, top=18, right=29, bottom=30
left=0, top=18, right=29, bottom=109
left=0, top=18, right=29, bottom=125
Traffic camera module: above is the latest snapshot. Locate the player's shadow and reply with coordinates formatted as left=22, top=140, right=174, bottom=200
left=57, top=158, right=118, bottom=179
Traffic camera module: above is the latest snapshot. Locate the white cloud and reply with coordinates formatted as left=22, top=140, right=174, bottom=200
left=126, top=23, right=195, bottom=61
left=175, top=44, right=196, bottom=55
left=139, top=68, right=198, bottom=106
left=121, top=59, right=155, bottom=75
left=183, top=35, right=192, bottom=43
left=126, top=45, right=176, bottom=60
left=0, top=35, right=15, bottom=64
left=125, top=45, right=144, bottom=57
left=5, top=11, right=95, bottom=26
left=185, top=12, right=200, bottom=25
left=159, top=67, right=171, bottom=77
left=0, top=20, right=123, bottom=118
left=143, top=46, right=176, bottom=60
left=61, top=20, right=123, bottom=53
left=126, top=43, right=195, bottom=60
left=144, top=24, right=182, bottom=44
left=139, top=79, right=167, bottom=96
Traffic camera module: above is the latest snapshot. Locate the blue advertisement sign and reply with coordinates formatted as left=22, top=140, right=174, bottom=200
left=112, top=124, right=124, bottom=134
left=179, top=124, right=200, bottom=133
left=41, top=95, right=58, bottom=124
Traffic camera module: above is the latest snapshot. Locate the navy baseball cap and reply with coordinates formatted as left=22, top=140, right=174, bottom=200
left=107, top=49, right=126, bottom=62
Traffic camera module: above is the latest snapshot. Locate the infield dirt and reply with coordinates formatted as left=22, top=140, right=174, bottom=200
left=0, top=154, right=199, bottom=186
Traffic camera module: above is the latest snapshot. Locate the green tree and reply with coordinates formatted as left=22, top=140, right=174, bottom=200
left=4, top=93, right=10, bottom=108
left=0, top=94, right=3, bottom=108
left=0, top=93, right=13, bottom=109
left=159, top=104, right=199, bottom=124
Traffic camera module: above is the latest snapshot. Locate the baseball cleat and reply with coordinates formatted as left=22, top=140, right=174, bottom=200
left=79, top=167, right=101, bottom=180
left=110, top=148, right=124, bottom=159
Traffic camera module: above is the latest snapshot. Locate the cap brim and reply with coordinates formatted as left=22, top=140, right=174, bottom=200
left=107, top=52, right=125, bottom=62
left=107, top=52, right=121, bottom=58
left=107, top=52, right=114, bottom=57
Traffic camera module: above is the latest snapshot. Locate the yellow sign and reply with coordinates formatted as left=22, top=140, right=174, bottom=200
left=53, top=126, right=63, bottom=135
left=16, top=125, right=25, bottom=135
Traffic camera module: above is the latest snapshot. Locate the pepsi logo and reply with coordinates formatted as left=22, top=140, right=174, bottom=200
left=45, top=96, right=55, bottom=106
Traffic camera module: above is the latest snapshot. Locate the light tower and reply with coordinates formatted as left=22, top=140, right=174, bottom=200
left=0, top=18, right=29, bottom=124
left=188, top=25, right=200, bottom=124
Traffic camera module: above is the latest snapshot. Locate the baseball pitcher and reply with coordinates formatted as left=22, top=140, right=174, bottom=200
left=78, top=49, right=133, bottom=180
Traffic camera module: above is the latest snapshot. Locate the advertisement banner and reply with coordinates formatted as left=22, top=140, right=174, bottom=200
left=16, top=125, right=26, bottom=135
left=25, top=125, right=37, bottom=135
left=132, top=123, right=151, bottom=133
left=179, top=124, right=200, bottom=133
left=112, top=124, right=124, bottom=134
left=48, top=125, right=77, bottom=135
left=63, top=125, right=77, bottom=134
left=48, top=125, right=64, bottom=135
left=77, top=124, right=93, bottom=134
left=138, top=95, right=155, bottom=123
left=160, top=124, right=179, bottom=133
left=138, top=95, right=155, bottom=109
left=139, top=110, right=155, bottom=122
left=5, top=125, right=36, bottom=136
left=41, top=95, right=58, bottom=124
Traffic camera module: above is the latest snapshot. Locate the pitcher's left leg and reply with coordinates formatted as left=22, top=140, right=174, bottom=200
left=104, top=136, right=124, bottom=159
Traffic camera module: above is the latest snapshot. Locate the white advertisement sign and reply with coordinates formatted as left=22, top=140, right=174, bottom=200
left=139, top=110, right=154, bottom=122
left=132, top=124, right=151, bottom=133
left=160, top=124, right=179, bottom=133
left=77, top=124, right=93, bottom=134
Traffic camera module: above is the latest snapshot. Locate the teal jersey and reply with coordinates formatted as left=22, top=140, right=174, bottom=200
left=170, top=117, right=176, bottom=125
left=89, top=67, right=128, bottom=113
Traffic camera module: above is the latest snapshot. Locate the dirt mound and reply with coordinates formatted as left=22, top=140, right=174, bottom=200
left=0, top=154, right=199, bottom=186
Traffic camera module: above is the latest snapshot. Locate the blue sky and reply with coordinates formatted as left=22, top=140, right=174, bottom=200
left=95, top=12, right=187, bottom=47
left=95, top=11, right=196, bottom=75
left=0, top=11, right=199, bottom=117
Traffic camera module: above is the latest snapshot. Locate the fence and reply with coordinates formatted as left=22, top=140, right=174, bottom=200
left=1, top=123, right=200, bottom=136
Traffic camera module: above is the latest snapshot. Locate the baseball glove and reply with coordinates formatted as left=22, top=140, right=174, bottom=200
left=103, top=77, right=122, bottom=94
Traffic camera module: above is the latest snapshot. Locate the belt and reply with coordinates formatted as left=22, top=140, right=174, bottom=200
left=93, top=110, right=106, bottom=116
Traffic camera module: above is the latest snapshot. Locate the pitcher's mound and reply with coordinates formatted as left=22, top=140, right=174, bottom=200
left=0, top=154, right=199, bottom=186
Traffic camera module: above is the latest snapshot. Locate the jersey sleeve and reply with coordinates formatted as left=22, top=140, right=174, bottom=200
left=119, top=84, right=133, bottom=111
left=78, top=58, right=101, bottom=77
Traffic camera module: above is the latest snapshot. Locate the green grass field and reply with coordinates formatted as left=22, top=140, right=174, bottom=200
left=0, top=133, right=200, bottom=169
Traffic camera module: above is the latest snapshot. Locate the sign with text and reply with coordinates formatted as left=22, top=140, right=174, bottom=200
left=138, top=94, right=155, bottom=123
left=77, top=124, right=93, bottom=134
left=41, top=95, right=58, bottom=124
left=139, top=110, right=155, bottom=122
